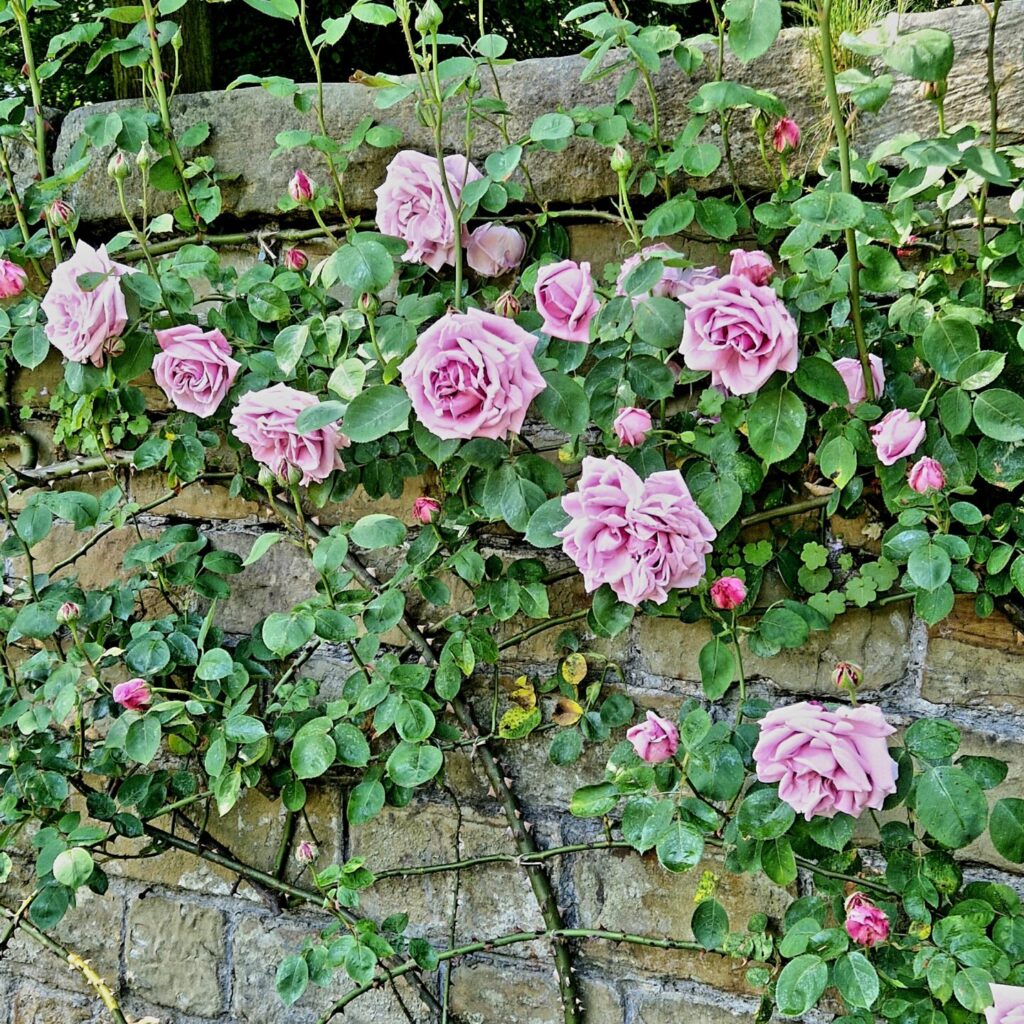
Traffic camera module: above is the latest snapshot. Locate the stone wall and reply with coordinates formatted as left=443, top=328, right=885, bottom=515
left=5, top=4, right=1024, bottom=1023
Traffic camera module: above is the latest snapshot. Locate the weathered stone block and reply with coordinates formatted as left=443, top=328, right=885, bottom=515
left=631, top=984, right=755, bottom=1024
left=124, top=895, right=226, bottom=1017
left=9, top=984, right=96, bottom=1024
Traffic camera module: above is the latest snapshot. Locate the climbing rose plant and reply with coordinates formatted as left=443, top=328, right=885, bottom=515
left=3, top=0, right=1024, bottom=1021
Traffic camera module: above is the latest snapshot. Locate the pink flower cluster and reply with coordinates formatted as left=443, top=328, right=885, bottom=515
left=753, top=700, right=898, bottom=820
left=400, top=307, right=546, bottom=441
left=988, top=986, right=1024, bottom=1024
left=556, top=455, right=716, bottom=607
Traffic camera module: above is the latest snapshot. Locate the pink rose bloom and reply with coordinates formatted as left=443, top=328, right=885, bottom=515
left=871, top=408, right=926, bottom=466
left=613, top=407, right=652, bottom=447
left=534, top=259, right=599, bottom=343
left=413, top=496, right=441, bottom=523
left=113, top=678, right=151, bottom=712
left=0, top=259, right=27, bottom=299
left=466, top=223, right=526, bottom=277
left=844, top=893, right=890, bottom=947
left=710, top=576, right=746, bottom=611
left=231, top=383, right=349, bottom=486
left=834, top=354, right=885, bottom=409
left=41, top=240, right=132, bottom=366
left=375, top=150, right=482, bottom=271
left=772, top=117, right=801, bottom=154
left=987, top=986, right=1024, bottom=1024
left=753, top=701, right=897, bottom=820
left=557, top=456, right=716, bottom=607
left=678, top=274, right=798, bottom=395
left=615, top=245, right=719, bottom=307
left=729, top=249, right=774, bottom=286
left=908, top=456, right=945, bottom=494
left=152, top=324, right=240, bottom=418
left=626, top=711, right=680, bottom=764
left=399, top=307, right=546, bottom=441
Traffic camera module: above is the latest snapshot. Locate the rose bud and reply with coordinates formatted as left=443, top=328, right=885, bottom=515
left=47, top=199, right=75, bottom=228
left=288, top=169, right=316, bottom=204
left=613, top=407, right=652, bottom=448
left=896, top=234, right=921, bottom=258
left=414, top=0, right=443, bottom=35
left=844, top=893, right=890, bottom=947
left=908, top=457, right=945, bottom=494
left=283, top=248, right=308, bottom=272
left=136, top=140, right=159, bottom=171
left=493, top=290, right=521, bottom=319
left=610, top=144, right=632, bottom=175
left=833, top=661, right=863, bottom=691
left=295, top=840, right=318, bottom=865
left=0, top=260, right=28, bottom=299
left=357, top=291, right=380, bottom=317
left=413, top=496, right=441, bottom=524
left=112, top=678, right=151, bottom=712
left=771, top=117, right=801, bottom=154
left=625, top=711, right=680, bottom=764
left=710, top=576, right=747, bottom=611
left=107, top=151, right=131, bottom=181
left=56, top=601, right=81, bottom=626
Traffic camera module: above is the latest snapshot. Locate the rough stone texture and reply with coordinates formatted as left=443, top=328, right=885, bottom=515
left=9, top=984, right=97, bottom=1024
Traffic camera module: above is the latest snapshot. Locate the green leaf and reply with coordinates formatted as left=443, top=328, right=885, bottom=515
left=622, top=798, right=675, bottom=853
left=794, top=357, right=849, bottom=406
left=905, top=718, right=960, bottom=761
left=748, top=389, right=806, bottom=465
left=330, top=238, right=394, bottom=293
left=291, top=718, right=336, bottom=780
left=332, top=723, right=371, bottom=767
left=792, top=191, right=864, bottom=230
left=761, top=836, right=797, bottom=885
left=533, top=372, right=589, bottom=434
left=885, top=28, right=954, bottom=81
left=525, top=497, right=570, bottom=549
left=724, top=0, right=781, bottom=61
left=350, top=513, right=407, bottom=549
left=197, top=648, right=234, bottom=681
left=588, top=585, right=634, bottom=639
left=386, top=742, right=443, bottom=787
left=691, top=899, right=729, bottom=950
left=570, top=782, right=619, bottom=817
left=915, top=765, right=988, bottom=848
left=242, top=532, right=282, bottom=566
left=907, top=542, right=952, bottom=592
left=530, top=112, right=574, bottom=141
left=698, top=637, right=734, bottom=700
left=52, top=848, right=94, bottom=889
left=247, top=282, right=291, bottom=323
left=343, top=385, right=411, bottom=443
left=738, top=788, right=795, bottom=839
left=819, top=436, right=857, bottom=488
left=632, top=297, right=685, bottom=349
left=990, top=798, right=1024, bottom=863
left=294, top=400, right=346, bottom=433
left=921, top=317, right=979, bottom=380
left=125, top=715, right=161, bottom=766
left=275, top=954, right=309, bottom=1007
left=974, top=389, right=1024, bottom=443
left=263, top=610, right=315, bottom=656
left=953, top=966, right=995, bottom=1013
left=833, top=951, right=880, bottom=1010
left=348, top=778, right=385, bottom=824
left=775, top=955, right=828, bottom=1017
left=12, top=326, right=49, bottom=369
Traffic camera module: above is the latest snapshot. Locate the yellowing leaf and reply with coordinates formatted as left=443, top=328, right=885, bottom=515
left=552, top=698, right=583, bottom=727
left=498, top=705, right=542, bottom=739
left=508, top=675, right=536, bottom=710
left=561, top=653, right=587, bottom=687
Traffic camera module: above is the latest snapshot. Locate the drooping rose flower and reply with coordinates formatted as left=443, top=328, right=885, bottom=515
left=678, top=274, right=798, bottom=395
left=908, top=456, right=945, bottom=494
left=834, top=354, right=885, bottom=409
left=728, top=249, right=774, bottom=287
left=710, top=576, right=746, bottom=611
left=987, top=985, right=1024, bottom=1024
left=534, top=259, right=599, bottom=343
left=844, top=893, right=890, bottom=947
left=626, top=711, right=680, bottom=764
left=753, top=701, right=898, bottom=820
left=613, top=407, right=652, bottom=447
left=399, top=307, right=546, bottom=441
left=375, top=150, right=482, bottom=271
left=230, top=383, right=349, bottom=486
left=113, top=678, right=151, bottom=712
left=289, top=169, right=316, bottom=204
left=870, top=408, right=926, bottom=466
left=413, top=496, right=441, bottom=524
left=295, top=840, right=318, bottom=865
left=466, top=223, right=526, bottom=277
left=772, top=117, right=801, bottom=154
left=0, top=259, right=27, bottom=299
left=41, top=240, right=132, bottom=366
left=615, top=244, right=719, bottom=307
left=152, top=324, right=241, bottom=418
left=556, top=456, right=716, bottom=607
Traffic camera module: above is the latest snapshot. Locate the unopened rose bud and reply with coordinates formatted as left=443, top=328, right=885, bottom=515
left=112, top=678, right=151, bottom=712
left=257, top=466, right=278, bottom=490
left=108, top=151, right=131, bottom=181
left=47, top=199, right=74, bottom=228
left=908, top=457, right=946, bottom=494
left=771, top=117, right=800, bottom=155
left=710, top=576, right=746, bottom=611
left=136, top=140, right=158, bottom=171
left=833, top=661, right=863, bottom=692
left=918, top=79, right=947, bottom=102
left=394, top=0, right=410, bottom=20
left=280, top=463, right=304, bottom=488
left=56, top=601, right=80, bottom=625
left=413, top=496, right=441, bottom=524
left=493, top=291, right=521, bottom=319
left=414, top=0, right=443, bottom=35
left=0, top=260, right=28, bottom=300
left=288, top=169, right=316, bottom=204
left=295, top=840, right=318, bottom=865
left=610, top=145, right=632, bottom=175
left=284, top=248, right=308, bottom=272
left=357, top=292, right=379, bottom=317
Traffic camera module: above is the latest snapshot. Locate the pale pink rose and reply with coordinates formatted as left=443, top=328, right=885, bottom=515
left=0, top=259, right=27, bottom=299
left=615, top=244, right=719, bottom=307
left=613, top=407, right=652, bottom=447
left=375, top=150, right=482, bottom=271
left=908, top=456, right=945, bottom=494
left=834, top=354, right=885, bottom=409
left=534, top=259, right=599, bottom=343
left=152, top=324, right=240, bottom=418
left=710, top=576, right=746, bottom=611
left=626, top=711, right=679, bottom=764
left=679, top=274, right=798, bottom=395
left=289, top=169, right=316, bottom=203
left=844, top=893, right=890, bottom=947
left=871, top=409, right=926, bottom=466
left=728, top=249, right=774, bottom=286
left=230, top=383, right=349, bottom=486
left=399, top=307, right=546, bottom=441
left=41, top=240, right=132, bottom=366
left=113, top=678, right=151, bottom=712
left=466, top=223, right=526, bottom=277
left=987, top=985, right=1024, bottom=1024
left=413, top=496, right=441, bottom=523
left=753, top=701, right=898, bottom=820
left=556, top=456, right=716, bottom=607
left=772, top=117, right=801, bottom=154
